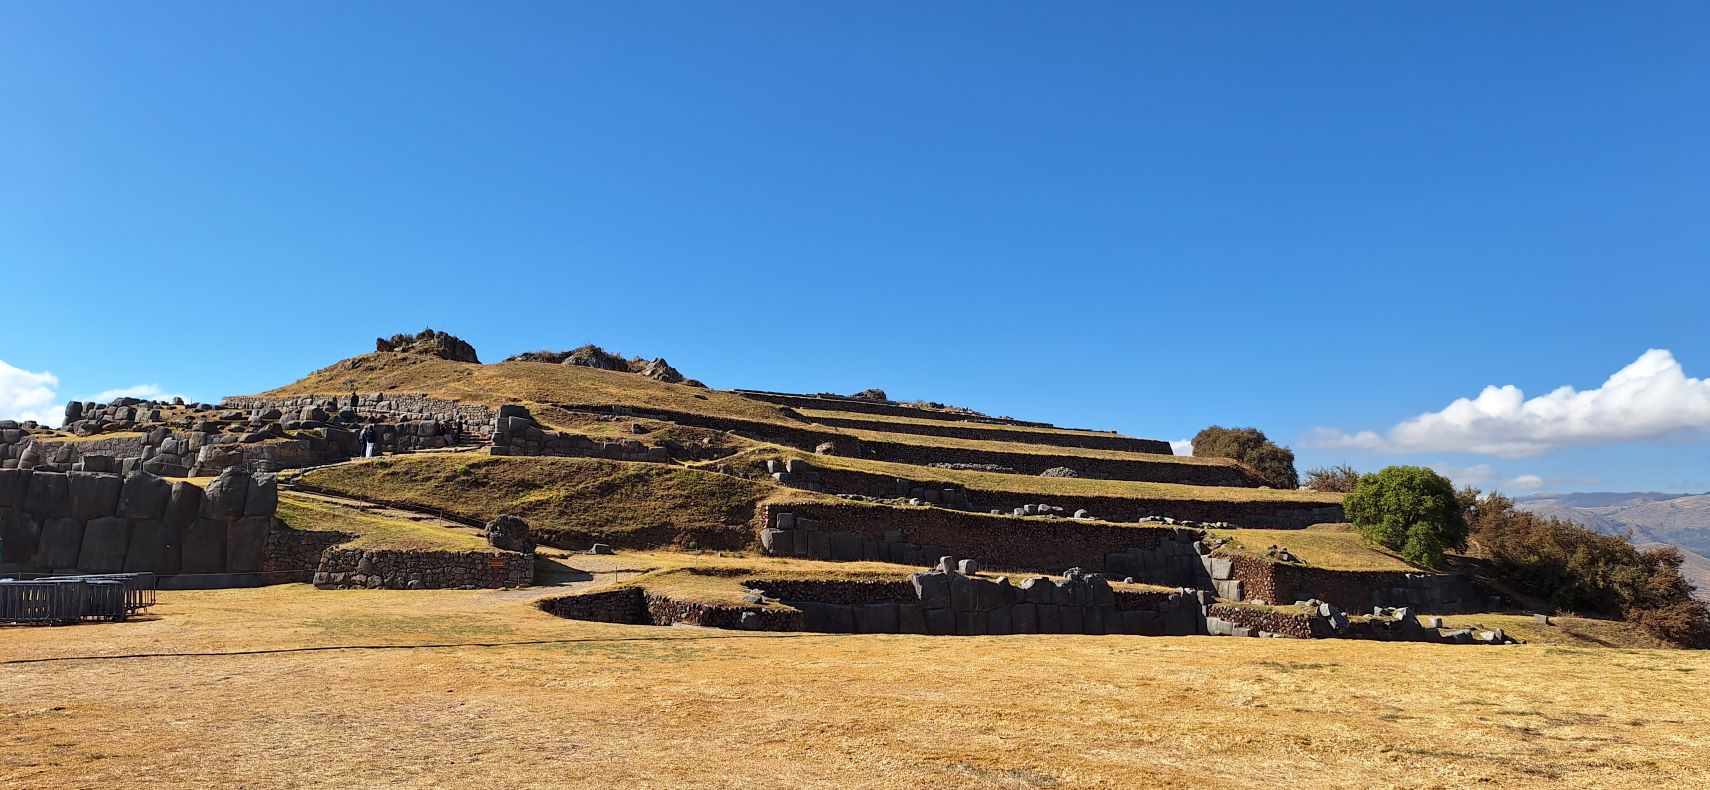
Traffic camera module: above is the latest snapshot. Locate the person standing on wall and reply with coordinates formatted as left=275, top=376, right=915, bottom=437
left=360, top=424, right=378, bottom=458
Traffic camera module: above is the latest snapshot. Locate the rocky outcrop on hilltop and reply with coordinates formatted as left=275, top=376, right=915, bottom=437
left=375, top=329, right=479, bottom=363
left=505, top=344, right=699, bottom=386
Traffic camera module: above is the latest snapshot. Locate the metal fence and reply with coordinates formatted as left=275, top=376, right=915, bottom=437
left=1, top=572, right=158, bottom=625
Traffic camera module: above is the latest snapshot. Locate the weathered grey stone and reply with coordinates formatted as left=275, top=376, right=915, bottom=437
left=1061, top=605, right=1083, bottom=634
left=24, top=472, right=70, bottom=518
left=925, top=606, right=956, bottom=635
left=244, top=473, right=277, bottom=517
left=971, top=577, right=1009, bottom=611
left=948, top=571, right=975, bottom=611
left=1082, top=606, right=1107, bottom=635
left=66, top=472, right=123, bottom=522
left=201, top=468, right=250, bottom=521
left=910, top=571, right=951, bottom=609
left=77, top=516, right=131, bottom=572
left=484, top=514, right=534, bottom=553
left=956, top=558, right=980, bottom=576
left=856, top=603, right=900, bottom=634
left=116, top=472, right=172, bottom=520
left=1011, top=602, right=1037, bottom=633
left=590, top=543, right=613, bottom=555
left=1036, top=603, right=1062, bottom=633
left=1019, top=576, right=1054, bottom=605
left=955, top=610, right=987, bottom=636
left=226, top=515, right=270, bottom=572
left=0, top=468, right=29, bottom=507
left=36, top=517, right=82, bottom=568
left=123, top=520, right=179, bottom=574
left=986, top=606, right=1013, bottom=635
left=897, top=603, right=928, bottom=634
left=0, top=509, right=41, bottom=564
left=181, top=518, right=228, bottom=573
left=165, top=481, right=203, bottom=529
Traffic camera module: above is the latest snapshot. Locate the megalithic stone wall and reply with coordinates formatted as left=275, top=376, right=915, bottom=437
left=0, top=466, right=277, bottom=577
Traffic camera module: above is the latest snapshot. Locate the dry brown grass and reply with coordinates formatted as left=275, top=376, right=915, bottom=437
left=727, top=446, right=1343, bottom=504
left=276, top=491, right=495, bottom=552
left=264, top=352, right=797, bottom=425
left=298, top=453, right=773, bottom=550
left=2, top=568, right=1705, bottom=789
left=1210, top=525, right=1418, bottom=572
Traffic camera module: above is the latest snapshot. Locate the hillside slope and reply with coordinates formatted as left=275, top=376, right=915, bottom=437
left=1517, top=492, right=1710, bottom=598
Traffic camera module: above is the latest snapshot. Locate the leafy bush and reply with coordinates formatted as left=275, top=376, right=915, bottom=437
left=1303, top=464, right=1361, bottom=493
left=1343, top=466, right=1467, bottom=567
left=1464, top=489, right=1709, bottom=647
left=1190, top=426, right=1299, bottom=489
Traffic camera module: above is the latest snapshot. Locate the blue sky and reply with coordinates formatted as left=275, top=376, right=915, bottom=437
left=2, top=3, right=1706, bottom=494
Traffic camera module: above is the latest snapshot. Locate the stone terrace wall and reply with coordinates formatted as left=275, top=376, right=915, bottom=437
left=0, top=467, right=277, bottom=577
left=732, top=390, right=1062, bottom=429
left=538, top=587, right=649, bottom=623
left=261, top=525, right=351, bottom=583
left=1223, top=553, right=1482, bottom=614
left=758, top=501, right=1205, bottom=586
left=802, top=413, right=1174, bottom=455
left=859, top=439, right=1254, bottom=485
left=489, top=405, right=671, bottom=463
left=223, top=393, right=498, bottom=441
left=769, top=569, right=1208, bottom=636
left=794, top=462, right=1345, bottom=529
left=313, top=547, right=532, bottom=590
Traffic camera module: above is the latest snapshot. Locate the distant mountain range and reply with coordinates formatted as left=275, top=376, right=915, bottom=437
left=1515, top=492, right=1710, bottom=599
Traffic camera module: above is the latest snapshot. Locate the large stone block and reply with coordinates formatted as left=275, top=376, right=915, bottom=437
left=910, top=572, right=951, bottom=609
left=829, top=532, right=864, bottom=562
left=986, top=607, right=1013, bottom=635
left=37, top=517, right=83, bottom=568
left=856, top=603, right=900, bottom=634
left=897, top=604, right=928, bottom=634
left=124, top=520, right=179, bottom=575
left=925, top=606, right=956, bottom=636
left=955, top=610, right=987, bottom=636
left=1036, top=604, right=1062, bottom=634
left=226, top=515, right=271, bottom=573
left=165, top=481, right=203, bottom=529
left=949, top=572, right=975, bottom=611
left=77, top=516, right=131, bottom=572
left=24, top=472, right=70, bottom=518
left=244, top=473, right=277, bottom=517
left=181, top=518, right=228, bottom=574
left=0, top=509, right=41, bottom=564
left=117, top=472, right=172, bottom=520
left=67, top=472, right=123, bottom=522
left=1061, top=606, right=1084, bottom=634
left=0, top=468, right=29, bottom=507
left=1011, top=603, right=1038, bottom=633
left=971, top=577, right=1008, bottom=611
left=201, top=468, right=250, bottom=521
left=1019, top=576, right=1054, bottom=605
left=805, top=531, right=832, bottom=561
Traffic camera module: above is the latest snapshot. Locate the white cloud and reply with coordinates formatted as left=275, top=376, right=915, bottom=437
left=1508, top=474, right=1546, bottom=491
left=1429, top=463, right=1546, bottom=492
left=1170, top=438, right=1193, bottom=456
left=82, top=384, right=190, bottom=404
left=1309, top=349, right=1710, bottom=457
left=0, top=359, right=63, bottom=425
left=0, top=360, right=193, bottom=428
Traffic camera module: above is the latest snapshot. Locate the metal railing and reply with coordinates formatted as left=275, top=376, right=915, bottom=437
left=1, top=572, right=159, bottom=625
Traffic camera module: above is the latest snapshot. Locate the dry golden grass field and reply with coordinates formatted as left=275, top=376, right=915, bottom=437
left=4, top=557, right=1707, bottom=789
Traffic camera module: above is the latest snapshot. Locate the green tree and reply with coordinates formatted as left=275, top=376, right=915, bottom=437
left=1343, top=466, right=1467, bottom=568
left=1190, top=426, right=1299, bottom=489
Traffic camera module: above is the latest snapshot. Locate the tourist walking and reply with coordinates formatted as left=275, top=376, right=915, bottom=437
left=360, top=424, right=378, bottom=458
